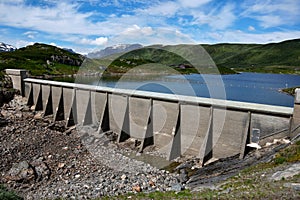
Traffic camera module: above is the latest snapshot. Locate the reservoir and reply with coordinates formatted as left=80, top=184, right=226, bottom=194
left=74, top=72, right=300, bottom=107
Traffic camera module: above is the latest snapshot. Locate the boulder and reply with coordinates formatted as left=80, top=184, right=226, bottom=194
left=5, top=161, right=36, bottom=183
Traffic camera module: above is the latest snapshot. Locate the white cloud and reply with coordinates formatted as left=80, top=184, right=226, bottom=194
left=191, top=3, right=236, bottom=30
left=121, top=25, right=154, bottom=37
left=79, top=37, right=108, bottom=46
left=23, top=31, right=38, bottom=39
left=259, top=15, right=283, bottom=28
left=111, top=27, right=194, bottom=46
left=0, top=2, right=97, bottom=35
left=241, top=0, right=300, bottom=28
left=0, top=0, right=24, bottom=4
left=248, top=26, right=255, bottom=31
left=179, top=0, right=212, bottom=8
left=15, top=40, right=34, bottom=48
left=50, top=42, right=61, bottom=48
left=137, top=1, right=179, bottom=17
left=209, top=3, right=236, bottom=30
left=204, top=30, right=300, bottom=44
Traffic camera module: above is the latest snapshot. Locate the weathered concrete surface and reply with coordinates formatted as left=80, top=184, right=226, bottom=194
left=152, top=100, right=178, bottom=155
left=75, top=89, right=91, bottom=125
left=293, top=104, right=300, bottom=127
left=62, top=87, right=75, bottom=126
left=51, top=86, right=63, bottom=121
left=180, top=105, right=210, bottom=157
left=129, top=97, right=151, bottom=140
left=90, top=91, right=107, bottom=128
left=41, top=85, right=52, bottom=116
left=5, top=69, right=27, bottom=96
left=252, top=114, right=290, bottom=138
left=212, top=109, right=248, bottom=159
left=24, top=82, right=31, bottom=100
left=109, top=94, right=128, bottom=138
left=32, top=83, right=42, bottom=111
left=290, top=89, right=300, bottom=138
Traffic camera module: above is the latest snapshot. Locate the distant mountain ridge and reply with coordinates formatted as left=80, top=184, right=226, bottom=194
left=0, top=42, right=16, bottom=52
left=88, top=44, right=143, bottom=58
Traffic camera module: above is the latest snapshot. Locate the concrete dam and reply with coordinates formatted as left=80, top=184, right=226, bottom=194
left=6, top=69, right=300, bottom=166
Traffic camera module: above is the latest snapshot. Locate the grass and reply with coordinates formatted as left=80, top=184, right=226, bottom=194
left=202, top=38, right=300, bottom=74
left=274, top=140, right=300, bottom=164
left=0, top=185, right=23, bottom=200
left=0, top=71, right=4, bottom=82
left=102, top=190, right=193, bottom=200
left=103, top=47, right=236, bottom=75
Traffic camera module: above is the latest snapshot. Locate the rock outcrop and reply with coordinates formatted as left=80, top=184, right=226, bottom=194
left=0, top=74, right=16, bottom=107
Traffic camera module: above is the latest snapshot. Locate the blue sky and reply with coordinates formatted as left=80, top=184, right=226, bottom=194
left=0, top=0, right=299, bottom=54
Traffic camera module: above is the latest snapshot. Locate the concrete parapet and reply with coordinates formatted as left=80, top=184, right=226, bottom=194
left=5, top=69, right=27, bottom=96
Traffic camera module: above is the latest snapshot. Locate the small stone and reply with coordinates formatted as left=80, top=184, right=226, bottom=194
left=58, top=163, right=65, bottom=168
left=15, top=113, right=22, bottom=118
left=121, top=174, right=127, bottom=180
left=6, top=161, right=35, bottom=183
left=171, top=183, right=182, bottom=192
left=284, top=183, right=300, bottom=191
left=75, top=174, right=81, bottom=179
left=110, top=174, right=116, bottom=179
left=136, top=152, right=142, bottom=156
left=149, top=180, right=155, bottom=187
left=31, top=159, right=51, bottom=181
left=132, top=185, right=141, bottom=192
left=34, top=112, right=43, bottom=120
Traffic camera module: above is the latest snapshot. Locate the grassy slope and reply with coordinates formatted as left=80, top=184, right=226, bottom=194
left=103, top=47, right=236, bottom=75
left=102, top=38, right=300, bottom=75
left=203, top=39, right=300, bottom=74
left=0, top=43, right=84, bottom=76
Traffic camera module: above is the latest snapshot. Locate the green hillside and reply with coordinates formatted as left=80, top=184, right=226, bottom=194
left=0, top=43, right=84, bottom=76
left=104, top=47, right=236, bottom=75
left=1, top=39, right=299, bottom=78
left=103, top=39, right=300, bottom=75
left=202, top=39, right=300, bottom=74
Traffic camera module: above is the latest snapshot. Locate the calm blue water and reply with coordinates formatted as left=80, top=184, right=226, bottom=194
left=87, top=73, right=300, bottom=107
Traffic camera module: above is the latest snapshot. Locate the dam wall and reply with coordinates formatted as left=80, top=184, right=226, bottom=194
left=6, top=69, right=298, bottom=165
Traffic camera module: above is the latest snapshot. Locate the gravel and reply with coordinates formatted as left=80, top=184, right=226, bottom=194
left=0, top=96, right=180, bottom=199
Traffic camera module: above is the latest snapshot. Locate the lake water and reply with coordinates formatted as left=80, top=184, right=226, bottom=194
left=76, top=72, right=300, bottom=107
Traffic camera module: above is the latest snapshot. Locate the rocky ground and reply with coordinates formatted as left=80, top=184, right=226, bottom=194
left=0, top=95, right=300, bottom=199
left=0, top=96, right=182, bottom=199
